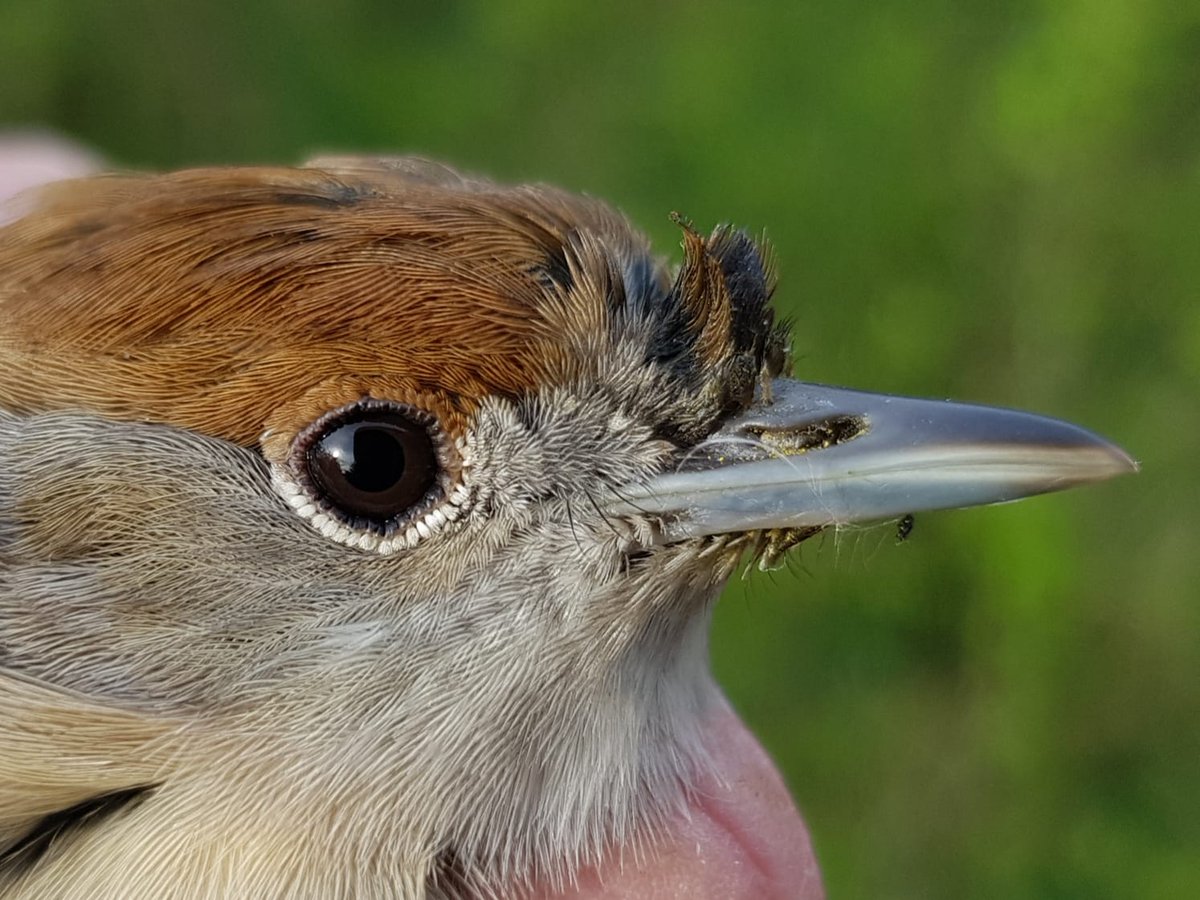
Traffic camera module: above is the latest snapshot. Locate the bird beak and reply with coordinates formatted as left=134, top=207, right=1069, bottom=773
left=609, top=379, right=1138, bottom=542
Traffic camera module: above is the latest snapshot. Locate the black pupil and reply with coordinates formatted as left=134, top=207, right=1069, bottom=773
left=307, top=413, right=437, bottom=524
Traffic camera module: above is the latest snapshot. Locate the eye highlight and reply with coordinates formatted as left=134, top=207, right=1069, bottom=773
left=279, top=397, right=466, bottom=551
left=306, top=410, right=438, bottom=525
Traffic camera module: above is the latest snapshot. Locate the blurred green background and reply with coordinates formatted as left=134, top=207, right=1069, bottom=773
left=2, top=1, right=1196, bottom=896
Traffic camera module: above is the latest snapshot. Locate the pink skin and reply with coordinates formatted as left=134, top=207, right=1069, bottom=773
left=539, top=694, right=824, bottom=899
left=0, top=135, right=824, bottom=899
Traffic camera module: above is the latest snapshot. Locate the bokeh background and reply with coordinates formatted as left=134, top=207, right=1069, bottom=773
left=2, top=2, right=1196, bottom=897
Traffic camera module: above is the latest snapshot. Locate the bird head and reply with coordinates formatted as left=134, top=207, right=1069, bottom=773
left=0, top=157, right=1134, bottom=898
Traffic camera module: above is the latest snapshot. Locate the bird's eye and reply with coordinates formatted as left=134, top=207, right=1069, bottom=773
left=307, top=411, right=438, bottom=523
left=293, top=400, right=448, bottom=537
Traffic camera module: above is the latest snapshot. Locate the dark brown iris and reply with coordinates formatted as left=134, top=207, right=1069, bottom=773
left=306, top=410, right=438, bottom=525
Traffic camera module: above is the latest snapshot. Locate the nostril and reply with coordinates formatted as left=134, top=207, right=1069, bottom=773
left=743, top=414, right=868, bottom=456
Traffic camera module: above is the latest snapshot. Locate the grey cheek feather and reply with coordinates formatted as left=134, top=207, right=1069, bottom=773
left=0, top=401, right=727, bottom=897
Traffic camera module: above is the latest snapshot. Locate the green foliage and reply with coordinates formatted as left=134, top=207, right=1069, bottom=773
left=2, top=2, right=1196, bottom=896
